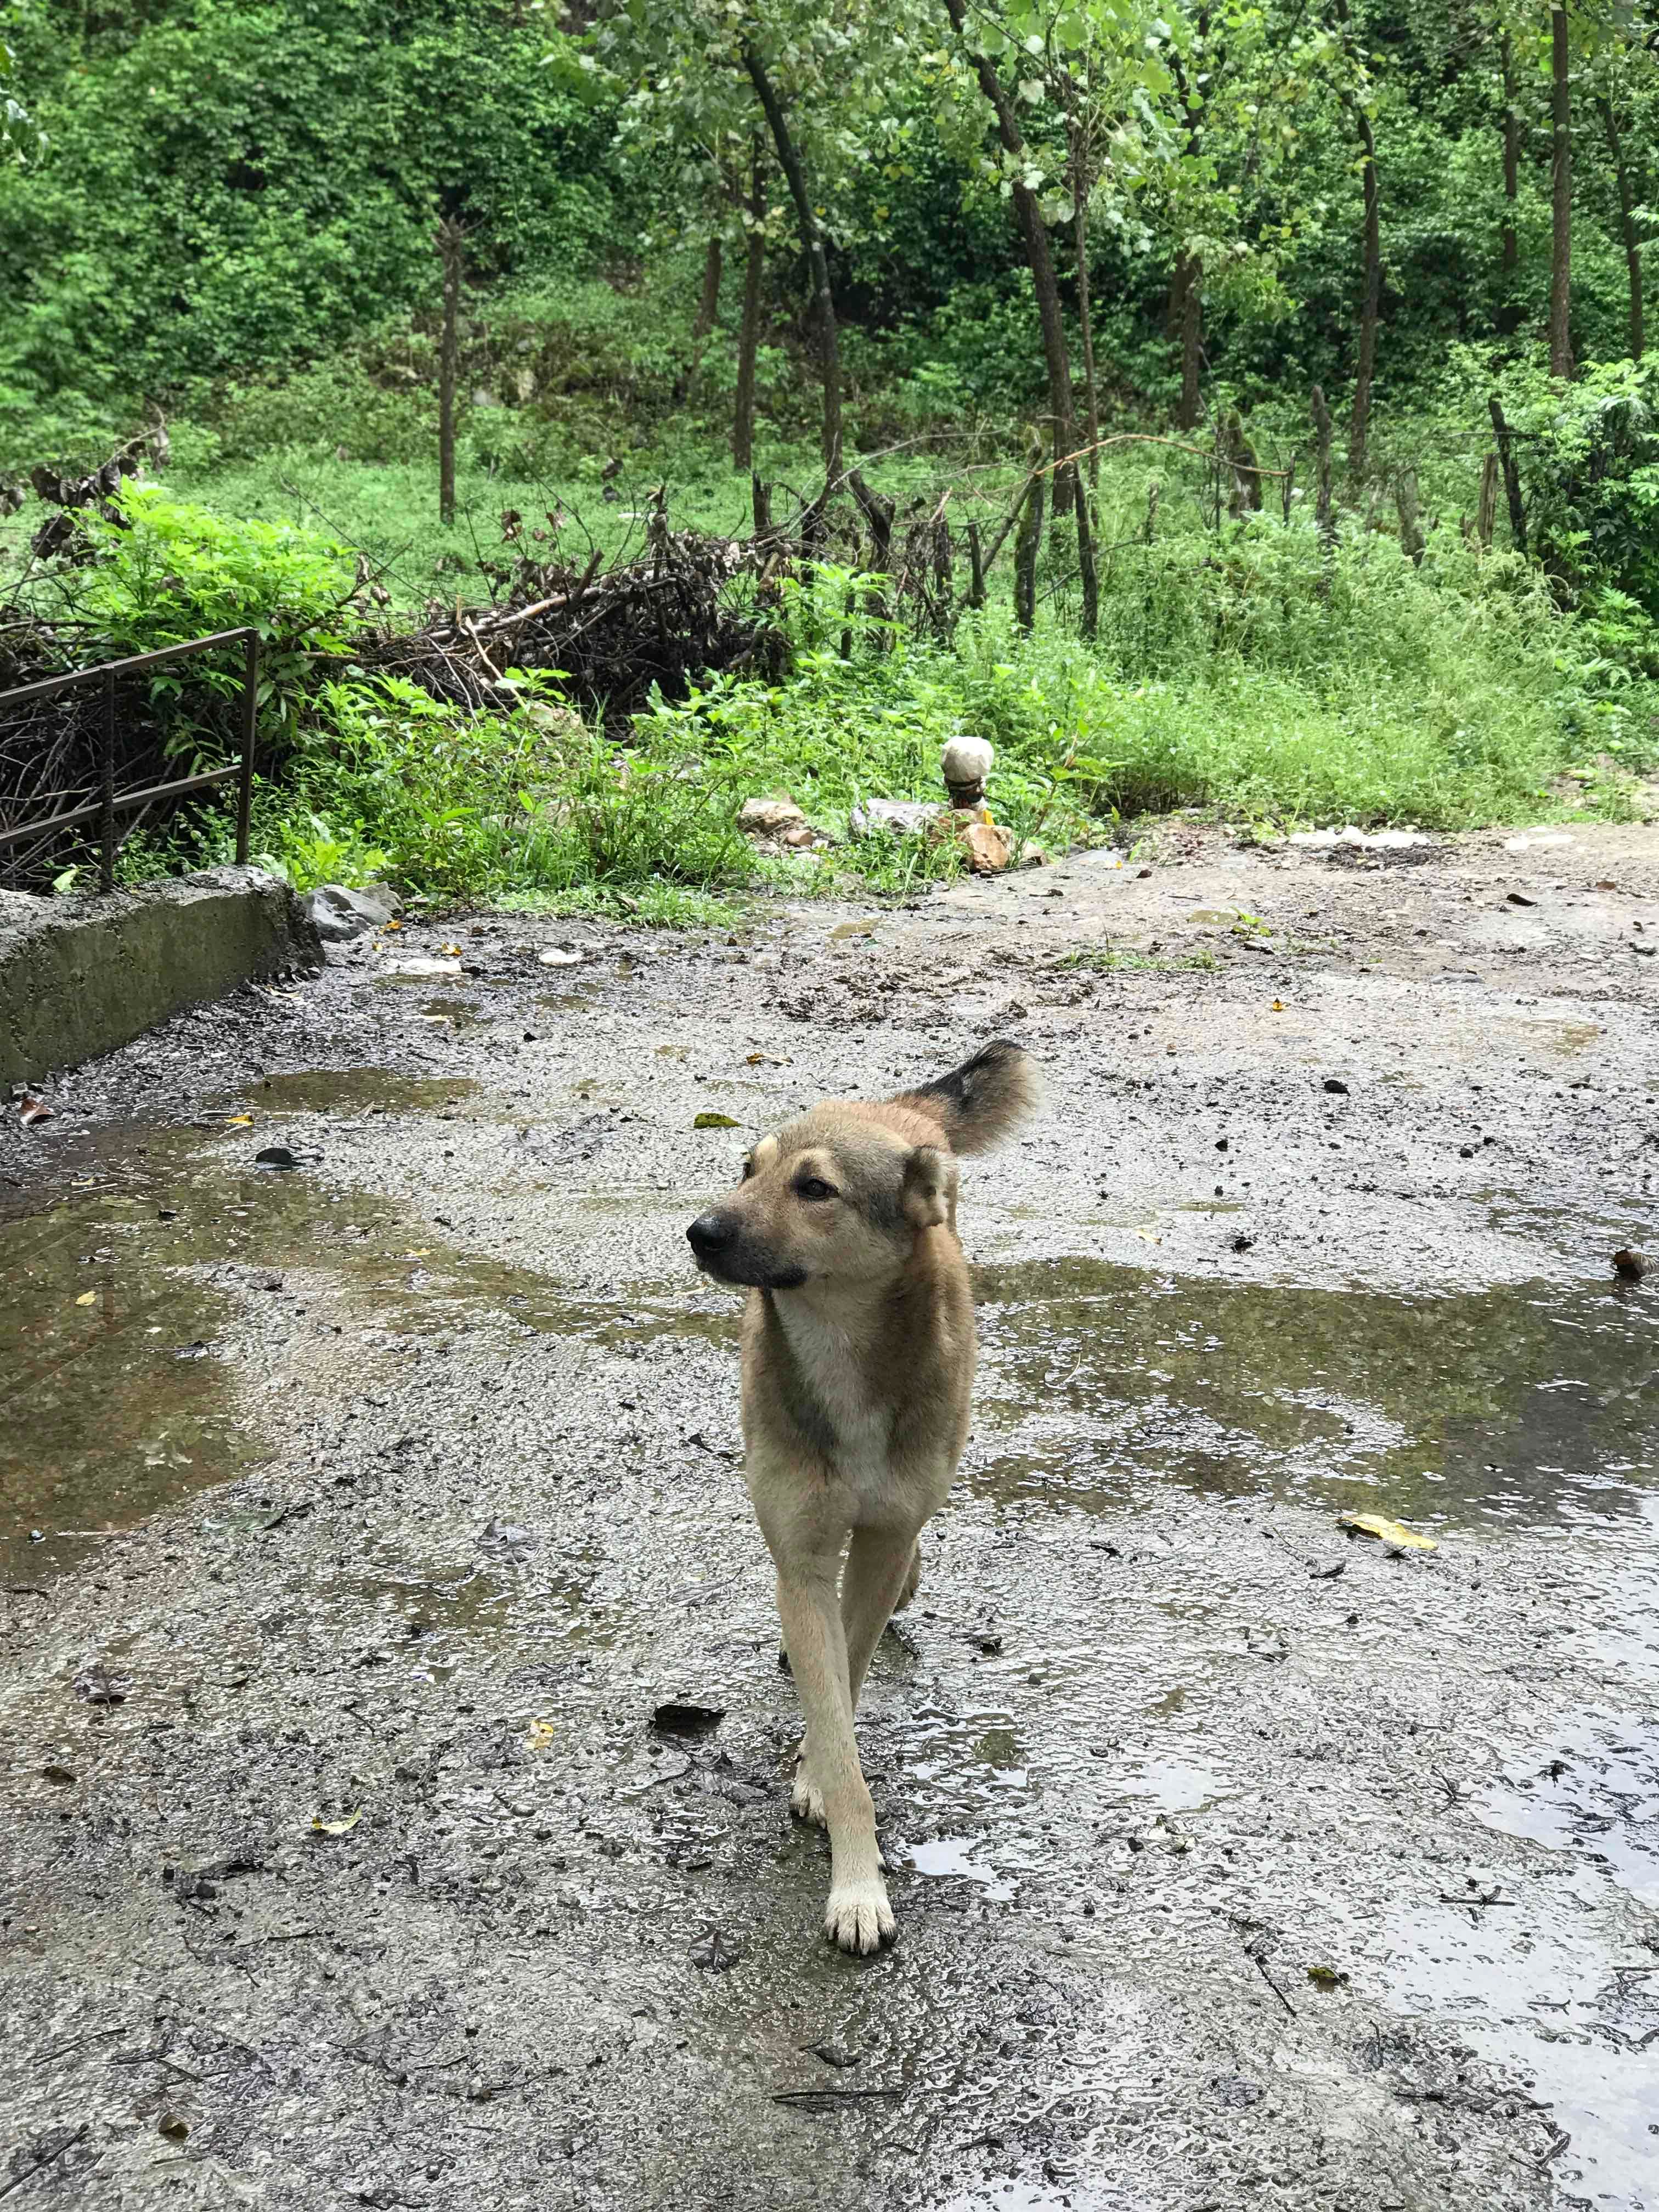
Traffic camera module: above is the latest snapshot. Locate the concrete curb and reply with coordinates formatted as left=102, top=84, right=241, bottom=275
left=0, top=866, right=323, bottom=1086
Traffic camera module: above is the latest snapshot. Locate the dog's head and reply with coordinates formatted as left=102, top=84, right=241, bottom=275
left=686, top=1105, right=956, bottom=1291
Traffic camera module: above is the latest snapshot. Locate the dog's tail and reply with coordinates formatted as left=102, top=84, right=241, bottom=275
left=892, top=1039, right=1040, bottom=1156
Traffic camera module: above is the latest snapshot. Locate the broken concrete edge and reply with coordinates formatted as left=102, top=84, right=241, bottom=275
left=0, top=866, right=323, bottom=1088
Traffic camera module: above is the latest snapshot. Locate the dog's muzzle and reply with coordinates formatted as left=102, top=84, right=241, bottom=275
left=686, top=1211, right=805, bottom=1290
left=686, top=1210, right=736, bottom=1265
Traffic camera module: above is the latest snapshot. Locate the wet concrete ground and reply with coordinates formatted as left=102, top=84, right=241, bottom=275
left=2, top=821, right=1657, bottom=2211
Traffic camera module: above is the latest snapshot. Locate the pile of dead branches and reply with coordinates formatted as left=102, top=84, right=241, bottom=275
left=358, top=509, right=771, bottom=719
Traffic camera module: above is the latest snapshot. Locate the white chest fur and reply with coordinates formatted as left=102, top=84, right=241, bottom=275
left=775, top=1294, right=892, bottom=1496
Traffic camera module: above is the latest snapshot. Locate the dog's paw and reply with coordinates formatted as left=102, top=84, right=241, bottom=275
left=824, top=1879, right=895, bottom=1956
left=790, top=1762, right=828, bottom=1827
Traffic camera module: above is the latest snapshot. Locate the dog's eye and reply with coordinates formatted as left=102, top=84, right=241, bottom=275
left=795, top=1176, right=837, bottom=1202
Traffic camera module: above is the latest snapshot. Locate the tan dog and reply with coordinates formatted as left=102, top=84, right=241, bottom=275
left=686, top=1040, right=1040, bottom=1952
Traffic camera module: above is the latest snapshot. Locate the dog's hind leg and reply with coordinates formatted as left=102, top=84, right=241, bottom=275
left=842, top=1525, right=927, bottom=1709
left=775, top=1563, right=894, bottom=1955
left=891, top=1541, right=921, bottom=1614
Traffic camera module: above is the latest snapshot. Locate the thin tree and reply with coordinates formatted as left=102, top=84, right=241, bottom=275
left=1066, top=92, right=1103, bottom=488
left=1168, top=12, right=1211, bottom=432
left=743, top=44, right=842, bottom=475
left=1548, top=0, right=1573, bottom=379
left=1333, top=0, right=1381, bottom=479
left=1597, top=93, right=1643, bottom=359
left=940, top=0, right=1079, bottom=516
left=436, top=215, right=464, bottom=529
left=733, top=143, right=768, bottom=470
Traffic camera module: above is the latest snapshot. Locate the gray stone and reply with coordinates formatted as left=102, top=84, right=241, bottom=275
left=0, top=866, right=321, bottom=1086
left=302, top=883, right=402, bottom=943
left=848, top=798, right=943, bottom=838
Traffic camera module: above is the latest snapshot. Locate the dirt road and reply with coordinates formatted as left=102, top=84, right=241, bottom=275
left=3, top=822, right=1656, bottom=2211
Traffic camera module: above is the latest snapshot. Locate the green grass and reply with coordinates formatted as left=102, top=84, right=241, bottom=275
left=7, top=267, right=1658, bottom=915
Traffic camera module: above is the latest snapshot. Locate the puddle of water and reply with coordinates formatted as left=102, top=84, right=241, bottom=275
left=0, top=1125, right=727, bottom=1576
left=1480, top=1709, right=1659, bottom=1904
left=412, top=996, right=488, bottom=1029
left=228, top=1070, right=482, bottom=1115
left=973, top=1257, right=1657, bottom=1530
left=1374, top=1864, right=1659, bottom=2210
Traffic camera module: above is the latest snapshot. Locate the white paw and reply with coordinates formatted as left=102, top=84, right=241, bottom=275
left=825, top=1878, right=895, bottom=1956
left=790, top=1762, right=828, bottom=1827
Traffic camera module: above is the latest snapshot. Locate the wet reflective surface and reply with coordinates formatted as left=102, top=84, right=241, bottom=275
left=974, top=1256, right=1656, bottom=1528
left=5, top=1092, right=1659, bottom=2209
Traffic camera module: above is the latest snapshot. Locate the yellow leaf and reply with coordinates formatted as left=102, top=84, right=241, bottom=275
left=75, top=1290, right=97, bottom=1306
left=441, top=944, right=462, bottom=956
left=309, top=1808, right=363, bottom=1835
left=525, top=1718, right=558, bottom=1752
left=694, top=1112, right=741, bottom=1129
left=1269, top=1000, right=1286, bottom=1013
left=224, top=1114, right=253, bottom=1126
left=1340, top=1511, right=1437, bottom=1553
left=385, top=918, right=403, bottom=931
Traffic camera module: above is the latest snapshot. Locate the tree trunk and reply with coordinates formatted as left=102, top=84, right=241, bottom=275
left=1176, top=253, right=1203, bottom=430
left=743, top=46, right=842, bottom=477
left=941, top=0, right=1077, bottom=515
left=1477, top=452, right=1499, bottom=548
left=436, top=218, right=462, bottom=529
left=1500, top=30, right=1520, bottom=279
left=1069, top=117, right=1101, bottom=488
left=1311, top=382, right=1335, bottom=595
left=693, top=235, right=723, bottom=343
left=1333, top=0, right=1380, bottom=478
left=1548, top=0, right=1573, bottom=379
left=1598, top=94, right=1644, bottom=359
left=1488, top=395, right=1527, bottom=552
left=1393, top=467, right=1425, bottom=565
left=1013, top=470, right=1045, bottom=633
left=1075, top=472, right=1098, bottom=637
left=733, top=152, right=766, bottom=472
left=1166, top=254, right=1190, bottom=340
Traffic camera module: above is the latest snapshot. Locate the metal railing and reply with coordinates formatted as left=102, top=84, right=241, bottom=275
left=0, top=627, right=259, bottom=890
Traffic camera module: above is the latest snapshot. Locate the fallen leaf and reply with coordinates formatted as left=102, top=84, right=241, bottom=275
left=525, top=1718, right=558, bottom=1752
left=309, top=1808, right=362, bottom=1836
left=1340, top=1511, right=1437, bottom=1553
left=384, top=918, right=403, bottom=931
left=746, top=1052, right=789, bottom=1066
left=538, top=947, right=585, bottom=967
left=399, top=1248, right=431, bottom=1260
left=1595, top=878, right=1617, bottom=891
left=652, top=1700, right=725, bottom=1738
left=694, top=1112, right=741, bottom=1130
left=1270, top=999, right=1286, bottom=1013
left=16, top=1094, right=53, bottom=1125
left=441, top=943, right=463, bottom=956
left=1306, top=1962, right=1350, bottom=1989
left=75, top=1290, right=97, bottom=1306
left=223, top=1114, right=253, bottom=1127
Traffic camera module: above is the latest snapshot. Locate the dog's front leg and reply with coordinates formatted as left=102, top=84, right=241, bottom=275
left=775, top=1566, right=894, bottom=1955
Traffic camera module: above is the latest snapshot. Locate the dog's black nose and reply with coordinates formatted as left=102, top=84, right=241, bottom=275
left=687, top=1211, right=734, bottom=1257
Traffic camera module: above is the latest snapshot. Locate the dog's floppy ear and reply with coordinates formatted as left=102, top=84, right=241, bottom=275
left=901, top=1144, right=957, bottom=1230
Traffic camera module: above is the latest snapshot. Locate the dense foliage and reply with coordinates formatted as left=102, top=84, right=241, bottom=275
left=2, top=0, right=1657, bottom=906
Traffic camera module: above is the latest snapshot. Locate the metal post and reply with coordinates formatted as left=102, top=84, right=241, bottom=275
left=99, top=668, right=117, bottom=893
left=236, top=630, right=258, bottom=865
